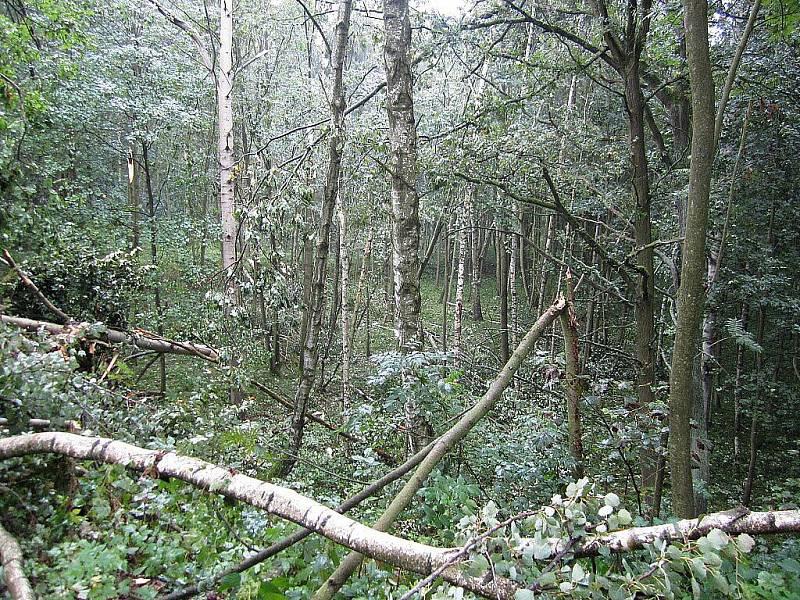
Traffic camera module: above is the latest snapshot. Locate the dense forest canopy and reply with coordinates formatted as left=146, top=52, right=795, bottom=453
left=1, top=0, right=799, bottom=597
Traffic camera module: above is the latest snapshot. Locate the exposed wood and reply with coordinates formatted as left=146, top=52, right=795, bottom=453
left=1, top=314, right=219, bottom=361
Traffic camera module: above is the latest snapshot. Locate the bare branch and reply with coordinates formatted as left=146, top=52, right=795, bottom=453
left=146, top=0, right=214, bottom=73
left=1, top=249, right=72, bottom=324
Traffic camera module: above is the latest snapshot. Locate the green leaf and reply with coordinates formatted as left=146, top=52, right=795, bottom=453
left=218, top=572, right=241, bottom=593
left=514, top=590, right=535, bottom=600
left=258, top=581, right=287, bottom=600
left=736, top=533, right=755, bottom=553
left=707, top=528, right=730, bottom=550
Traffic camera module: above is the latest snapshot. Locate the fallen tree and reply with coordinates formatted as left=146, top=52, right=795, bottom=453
left=0, top=315, right=219, bottom=362
left=3, top=432, right=800, bottom=599
left=573, top=507, right=800, bottom=557
left=0, top=432, right=518, bottom=599
left=0, top=522, right=34, bottom=600
left=160, top=438, right=437, bottom=600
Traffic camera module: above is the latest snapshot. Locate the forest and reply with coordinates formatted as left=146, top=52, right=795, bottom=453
left=0, top=0, right=799, bottom=597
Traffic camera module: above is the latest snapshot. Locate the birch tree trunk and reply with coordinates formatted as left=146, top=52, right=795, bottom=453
left=338, top=194, right=352, bottom=414
left=384, top=0, right=421, bottom=350
left=218, top=0, right=237, bottom=302
left=453, top=211, right=467, bottom=364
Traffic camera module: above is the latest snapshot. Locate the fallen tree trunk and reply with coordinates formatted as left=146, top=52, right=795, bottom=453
left=0, top=432, right=517, bottom=599
left=0, top=523, right=35, bottom=600
left=572, top=507, right=800, bottom=557
left=0, top=315, right=219, bottom=362
left=161, top=438, right=438, bottom=600
left=3, top=433, right=800, bottom=599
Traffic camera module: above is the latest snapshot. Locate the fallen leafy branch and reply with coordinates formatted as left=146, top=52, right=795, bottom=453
left=0, top=315, right=219, bottom=362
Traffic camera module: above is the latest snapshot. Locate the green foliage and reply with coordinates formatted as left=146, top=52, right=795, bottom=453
left=4, top=247, right=145, bottom=327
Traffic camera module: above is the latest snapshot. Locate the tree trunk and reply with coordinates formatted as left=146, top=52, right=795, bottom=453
left=441, top=228, right=450, bottom=351
left=127, top=149, right=140, bottom=251
left=278, top=0, right=353, bottom=477
left=384, top=0, right=421, bottom=350
left=469, top=194, right=484, bottom=321
left=312, top=299, right=568, bottom=600
left=668, top=0, right=715, bottom=518
left=559, top=270, right=584, bottom=477
left=742, top=307, right=767, bottom=506
left=338, top=194, right=352, bottom=415
left=218, top=0, right=237, bottom=302
left=141, top=142, right=167, bottom=397
left=733, top=303, right=749, bottom=461
left=499, top=233, right=510, bottom=364
left=454, top=213, right=467, bottom=364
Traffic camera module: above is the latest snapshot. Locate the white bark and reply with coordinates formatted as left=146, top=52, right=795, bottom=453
left=571, top=508, right=800, bottom=557
left=218, top=0, right=237, bottom=301
left=0, top=523, right=34, bottom=600
left=453, top=210, right=467, bottom=365
left=338, top=193, right=352, bottom=411
left=384, top=0, right=421, bottom=350
left=0, top=432, right=513, bottom=599
left=2, top=433, right=799, bottom=598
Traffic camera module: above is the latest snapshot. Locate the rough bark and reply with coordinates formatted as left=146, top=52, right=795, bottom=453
left=312, top=299, right=568, bottom=600
left=559, top=270, right=584, bottom=477
left=384, top=0, right=421, bottom=350
left=669, top=0, right=715, bottom=519
left=0, top=523, right=34, bottom=600
left=0, top=315, right=219, bottom=361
